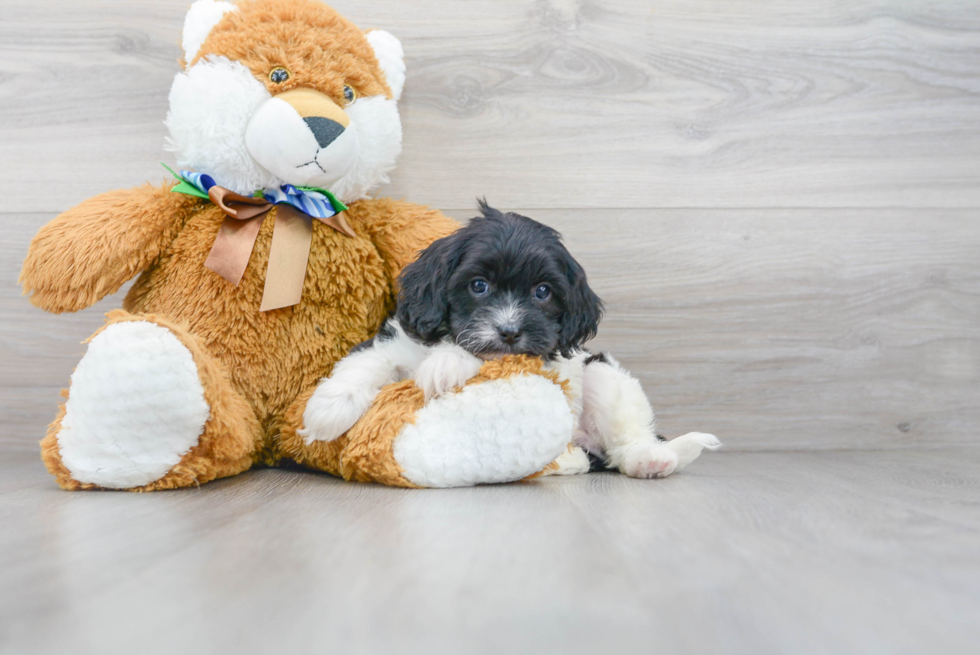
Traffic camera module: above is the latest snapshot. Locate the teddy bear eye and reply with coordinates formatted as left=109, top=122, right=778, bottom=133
left=343, top=85, right=356, bottom=104
left=269, top=67, right=290, bottom=84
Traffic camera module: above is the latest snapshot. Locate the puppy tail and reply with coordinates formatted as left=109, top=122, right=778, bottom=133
left=665, top=432, right=721, bottom=471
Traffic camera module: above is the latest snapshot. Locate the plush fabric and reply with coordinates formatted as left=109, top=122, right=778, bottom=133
left=279, top=355, right=576, bottom=488
left=23, top=0, right=577, bottom=491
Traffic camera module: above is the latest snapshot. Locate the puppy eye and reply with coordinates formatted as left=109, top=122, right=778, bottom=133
left=269, top=67, right=290, bottom=84
left=470, top=278, right=489, bottom=295
left=534, top=284, right=551, bottom=301
left=343, top=85, right=357, bottom=104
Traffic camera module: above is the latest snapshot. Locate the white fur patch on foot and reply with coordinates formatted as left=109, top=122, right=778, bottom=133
left=58, top=321, right=210, bottom=489
left=394, top=374, right=573, bottom=488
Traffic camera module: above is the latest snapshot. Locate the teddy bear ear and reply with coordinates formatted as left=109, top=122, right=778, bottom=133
left=182, top=0, right=239, bottom=65
left=365, top=30, right=406, bottom=101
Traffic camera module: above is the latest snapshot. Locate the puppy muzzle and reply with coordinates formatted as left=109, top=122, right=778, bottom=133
left=245, top=88, right=359, bottom=189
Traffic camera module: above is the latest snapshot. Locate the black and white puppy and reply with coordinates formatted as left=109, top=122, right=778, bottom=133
left=300, top=203, right=719, bottom=478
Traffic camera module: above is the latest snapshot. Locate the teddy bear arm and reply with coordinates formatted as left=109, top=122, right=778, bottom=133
left=357, top=199, right=459, bottom=283
left=20, top=183, right=200, bottom=314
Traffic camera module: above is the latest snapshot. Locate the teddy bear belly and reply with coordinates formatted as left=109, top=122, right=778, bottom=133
left=123, top=208, right=393, bottom=447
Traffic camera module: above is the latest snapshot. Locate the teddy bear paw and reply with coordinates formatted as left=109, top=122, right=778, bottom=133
left=56, top=321, right=210, bottom=489
left=393, top=371, right=574, bottom=487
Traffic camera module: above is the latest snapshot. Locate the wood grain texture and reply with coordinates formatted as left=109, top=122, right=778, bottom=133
left=5, top=208, right=977, bottom=451
left=1, top=0, right=979, bottom=211
left=2, top=448, right=979, bottom=654
left=3, top=2, right=980, bottom=652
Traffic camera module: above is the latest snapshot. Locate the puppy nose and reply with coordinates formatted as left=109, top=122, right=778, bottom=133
left=303, top=116, right=345, bottom=149
left=498, top=324, right=522, bottom=344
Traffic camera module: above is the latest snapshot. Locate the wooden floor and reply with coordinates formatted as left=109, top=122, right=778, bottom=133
left=2, top=447, right=979, bottom=654
left=2, top=0, right=979, bottom=652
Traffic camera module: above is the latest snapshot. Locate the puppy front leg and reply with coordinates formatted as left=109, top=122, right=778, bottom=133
left=413, top=342, right=485, bottom=400
left=580, top=355, right=719, bottom=478
left=300, top=322, right=426, bottom=444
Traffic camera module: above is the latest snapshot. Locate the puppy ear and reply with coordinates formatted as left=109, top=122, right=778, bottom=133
left=396, top=234, right=459, bottom=343
left=557, top=257, right=603, bottom=356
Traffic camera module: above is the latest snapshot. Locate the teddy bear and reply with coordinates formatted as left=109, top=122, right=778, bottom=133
left=20, top=0, right=581, bottom=490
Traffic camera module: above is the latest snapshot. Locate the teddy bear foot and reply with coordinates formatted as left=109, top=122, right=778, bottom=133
left=43, top=313, right=262, bottom=491
left=391, top=372, right=574, bottom=487
left=540, top=444, right=592, bottom=476
left=52, top=320, right=211, bottom=489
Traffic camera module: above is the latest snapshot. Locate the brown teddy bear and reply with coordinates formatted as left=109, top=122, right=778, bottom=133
left=20, top=0, right=585, bottom=490
left=20, top=0, right=593, bottom=490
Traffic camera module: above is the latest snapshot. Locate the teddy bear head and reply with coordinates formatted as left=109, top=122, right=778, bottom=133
left=165, top=0, right=405, bottom=203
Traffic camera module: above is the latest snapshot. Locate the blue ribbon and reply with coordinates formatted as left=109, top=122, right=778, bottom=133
left=174, top=168, right=347, bottom=219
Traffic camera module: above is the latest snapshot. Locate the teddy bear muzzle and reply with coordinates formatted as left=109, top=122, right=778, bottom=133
left=244, top=87, right=360, bottom=188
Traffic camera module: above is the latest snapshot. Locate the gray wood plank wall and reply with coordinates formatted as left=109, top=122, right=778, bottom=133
left=1, top=0, right=978, bottom=452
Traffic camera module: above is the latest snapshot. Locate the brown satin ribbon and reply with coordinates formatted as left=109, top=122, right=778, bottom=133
left=202, top=186, right=356, bottom=312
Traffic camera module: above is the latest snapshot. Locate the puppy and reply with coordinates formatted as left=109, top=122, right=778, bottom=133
left=300, top=202, right=719, bottom=478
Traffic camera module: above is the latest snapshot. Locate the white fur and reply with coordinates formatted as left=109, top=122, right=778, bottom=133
left=57, top=322, right=210, bottom=489
left=305, top=323, right=720, bottom=484
left=165, top=56, right=279, bottom=195
left=300, top=322, right=427, bottom=443
left=492, top=299, right=524, bottom=330
left=579, top=354, right=655, bottom=455
left=166, top=7, right=404, bottom=204
left=365, top=30, right=406, bottom=101
left=393, top=374, right=573, bottom=487
left=242, top=93, right=401, bottom=202
left=301, top=326, right=488, bottom=444
left=181, top=0, right=238, bottom=64
left=244, top=96, right=362, bottom=189
left=543, top=445, right=592, bottom=476
left=544, top=351, right=585, bottom=423
left=328, top=95, right=402, bottom=203
left=413, top=342, right=485, bottom=400
left=668, top=432, right=722, bottom=469
left=165, top=56, right=402, bottom=202
left=579, top=355, right=720, bottom=478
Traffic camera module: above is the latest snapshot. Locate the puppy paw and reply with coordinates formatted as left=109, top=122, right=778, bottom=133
left=414, top=347, right=484, bottom=400
left=617, top=441, right=680, bottom=479
left=299, top=379, right=377, bottom=444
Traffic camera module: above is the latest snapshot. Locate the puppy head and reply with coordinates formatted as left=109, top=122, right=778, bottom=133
left=397, top=201, right=603, bottom=358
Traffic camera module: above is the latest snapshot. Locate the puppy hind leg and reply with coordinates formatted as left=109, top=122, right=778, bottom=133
left=581, top=356, right=681, bottom=479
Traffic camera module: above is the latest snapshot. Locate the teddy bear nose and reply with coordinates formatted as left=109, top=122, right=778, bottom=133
left=303, top=116, right=346, bottom=149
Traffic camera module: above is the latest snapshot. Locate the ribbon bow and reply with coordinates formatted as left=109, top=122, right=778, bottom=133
left=165, top=165, right=354, bottom=312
